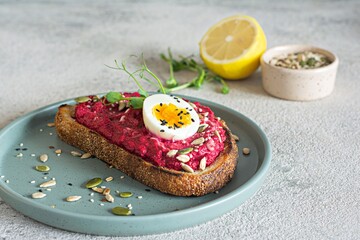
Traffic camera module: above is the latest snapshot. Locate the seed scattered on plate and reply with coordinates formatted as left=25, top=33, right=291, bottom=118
left=39, top=179, right=56, bottom=188
left=137, top=196, right=143, bottom=199
left=105, top=176, right=113, bottom=182
left=66, top=196, right=82, bottom=202
left=242, top=148, right=250, bottom=155
left=81, top=153, right=92, bottom=159
left=16, top=153, right=23, bottom=158
left=54, top=149, right=62, bottom=155
left=92, top=187, right=104, bottom=193
left=105, top=194, right=115, bottom=203
left=119, top=192, right=133, bottom=198
left=30, top=180, right=36, bottom=184
left=39, top=154, right=48, bottom=162
left=166, top=149, right=178, bottom=158
left=32, top=192, right=46, bottom=199
left=103, top=188, right=111, bottom=196
left=5, top=180, right=9, bottom=184
left=120, top=176, right=125, bottom=179
left=89, top=199, right=94, bottom=203
left=89, top=192, right=94, bottom=196
left=85, top=177, right=102, bottom=188
left=35, top=165, right=50, bottom=172
left=112, top=206, right=131, bottom=216
left=49, top=133, right=53, bottom=136
left=99, top=203, right=104, bottom=206
left=47, top=122, right=55, bottom=127
left=70, top=151, right=82, bottom=157
left=1, top=175, right=5, bottom=178
left=178, top=147, right=193, bottom=155
left=191, top=137, right=205, bottom=146
left=31, top=153, right=36, bottom=157
left=50, top=205, right=56, bottom=208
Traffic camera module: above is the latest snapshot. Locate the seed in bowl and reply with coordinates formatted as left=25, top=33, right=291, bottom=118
left=270, top=51, right=331, bottom=70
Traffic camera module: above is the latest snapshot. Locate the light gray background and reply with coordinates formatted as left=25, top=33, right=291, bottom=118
left=1, top=0, right=359, bottom=239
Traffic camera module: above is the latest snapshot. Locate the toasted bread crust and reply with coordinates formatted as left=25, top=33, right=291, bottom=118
left=55, top=104, right=238, bottom=196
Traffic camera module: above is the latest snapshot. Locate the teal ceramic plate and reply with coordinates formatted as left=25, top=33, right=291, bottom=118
left=0, top=95, right=271, bottom=236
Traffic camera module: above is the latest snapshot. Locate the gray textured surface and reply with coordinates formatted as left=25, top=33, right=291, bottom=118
left=1, top=0, right=359, bottom=239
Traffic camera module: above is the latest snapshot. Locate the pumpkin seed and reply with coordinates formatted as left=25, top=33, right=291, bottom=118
left=178, top=147, right=193, bottom=155
left=176, top=155, right=190, bottom=163
left=181, top=163, right=194, bottom=173
left=191, top=137, right=205, bottom=145
left=39, top=154, right=48, bottom=162
left=242, top=148, right=250, bottom=155
left=199, top=157, right=207, bottom=171
left=47, top=122, right=55, bottom=127
left=118, top=101, right=126, bottom=111
left=105, top=194, right=114, bottom=203
left=35, top=165, right=50, bottom=172
left=32, top=192, right=46, bottom=199
left=215, top=130, right=222, bottom=143
left=85, top=178, right=102, bottom=188
left=40, top=179, right=56, bottom=188
left=70, top=151, right=82, bottom=157
left=197, top=124, right=209, bottom=133
left=166, top=150, right=178, bottom=158
left=112, top=206, right=132, bottom=216
left=81, top=153, right=92, bottom=159
left=66, top=196, right=82, bottom=202
left=119, top=192, right=133, bottom=198
left=74, top=96, right=91, bottom=103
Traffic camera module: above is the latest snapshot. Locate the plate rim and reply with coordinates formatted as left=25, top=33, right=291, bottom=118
left=0, top=94, right=271, bottom=234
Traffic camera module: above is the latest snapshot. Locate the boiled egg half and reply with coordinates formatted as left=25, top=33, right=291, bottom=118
left=143, top=94, right=200, bottom=140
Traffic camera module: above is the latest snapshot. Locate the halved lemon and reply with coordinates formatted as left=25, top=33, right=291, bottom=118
left=200, top=15, right=267, bottom=80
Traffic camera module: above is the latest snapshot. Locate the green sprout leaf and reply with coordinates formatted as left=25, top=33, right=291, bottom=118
left=106, top=92, right=122, bottom=103
left=130, top=98, right=144, bottom=109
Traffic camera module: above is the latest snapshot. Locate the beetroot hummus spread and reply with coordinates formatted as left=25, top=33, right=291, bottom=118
left=75, top=93, right=226, bottom=171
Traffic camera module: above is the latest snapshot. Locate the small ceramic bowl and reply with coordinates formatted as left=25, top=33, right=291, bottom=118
left=260, top=45, right=339, bottom=101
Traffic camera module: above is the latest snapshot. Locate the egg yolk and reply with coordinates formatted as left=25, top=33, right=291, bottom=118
left=152, top=103, right=193, bottom=129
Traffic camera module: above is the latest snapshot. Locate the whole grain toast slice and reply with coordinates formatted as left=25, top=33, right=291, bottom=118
left=55, top=104, right=238, bottom=196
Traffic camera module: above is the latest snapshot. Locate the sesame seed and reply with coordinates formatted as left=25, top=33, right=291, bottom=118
left=100, top=186, right=106, bottom=189
left=160, top=129, right=165, bottom=132
left=43, top=176, right=47, bottom=179
left=49, top=133, right=53, bottom=136
left=191, top=118, right=195, bottom=122
left=16, top=153, right=23, bottom=158
left=19, top=143, right=24, bottom=147
left=30, top=180, right=36, bottom=184
left=100, top=203, right=104, bottom=206
left=31, top=154, right=36, bottom=157
left=120, top=176, right=125, bottom=179
left=90, top=199, right=94, bottom=203
left=46, top=188, right=52, bottom=191
left=137, top=196, right=143, bottom=199
left=39, top=129, right=43, bottom=132
left=51, top=178, right=56, bottom=180
left=90, top=192, right=94, bottom=196
left=5, top=180, right=9, bottom=183
left=1, top=175, right=5, bottom=178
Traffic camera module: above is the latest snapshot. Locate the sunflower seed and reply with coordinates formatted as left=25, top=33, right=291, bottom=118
left=32, top=192, right=46, bottom=199
left=81, top=153, right=92, bottom=159
left=215, top=130, right=222, bottom=143
left=47, top=122, right=55, bottom=127
left=242, top=148, right=250, bottom=155
left=85, top=178, right=102, bottom=188
left=118, top=101, right=126, bottom=111
left=105, top=194, right=114, bottom=203
left=92, top=187, right=104, bottom=193
left=105, top=176, right=113, bottom=182
left=199, top=157, right=207, bottom=171
left=70, top=151, right=82, bottom=157
left=166, top=150, right=178, bottom=158
left=232, top=134, right=239, bottom=141
left=39, top=154, right=48, bottom=162
left=112, top=206, right=132, bottom=216
left=40, top=180, right=56, bottom=188
left=197, top=124, right=209, bottom=133
left=191, top=137, right=205, bottom=145
left=181, top=163, right=194, bottom=173
left=103, top=188, right=111, bottom=196
left=54, top=149, right=62, bottom=154
left=176, top=155, right=190, bottom=163
left=178, top=147, right=193, bottom=155
left=35, top=165, right=50, bottom=172
left=66, top=196, right=82, bottom=202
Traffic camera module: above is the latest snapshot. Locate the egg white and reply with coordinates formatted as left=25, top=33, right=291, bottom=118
left=142, top=94, right=200, bottom=140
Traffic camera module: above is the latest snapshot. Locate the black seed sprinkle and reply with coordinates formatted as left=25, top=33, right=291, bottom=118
left=156, top=109, right=160, bottom=112
left=145, top=189, right=151, bottom=192
left=160, top=103, right=163, bottom=106
left=160, top=129, right=165, bottom=132
left=22, top=148, right=28, bottom=151
left=174, top=124, right=179, bottom=128
left=48, top=146, right=55, bottom=149
left=191, top=118, right=195, bottom=122
left=189, top=109, right=193, bottom=111
left=178, top=121, right=184, bottom=125
left=38, top=189, right=43, bottom=192
left=68, top=183, right=73, bottom=186
left=15, top=148, right=21, bottom=151
left=180, top=116, right=183, bottom=120
left=43, top=172, right=49, bottom=175
left=177, top=100, right=180, bottom=103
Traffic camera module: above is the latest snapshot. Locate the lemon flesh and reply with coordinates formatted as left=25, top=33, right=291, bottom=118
left=200, top=15, right=267, bottom=80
